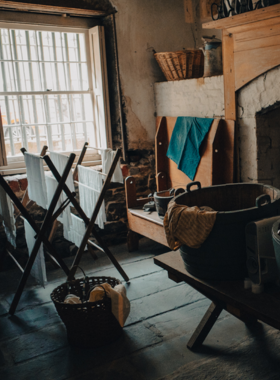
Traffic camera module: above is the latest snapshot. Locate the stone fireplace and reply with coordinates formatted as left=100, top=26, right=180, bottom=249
left=155, top=65, right=280, bottom=187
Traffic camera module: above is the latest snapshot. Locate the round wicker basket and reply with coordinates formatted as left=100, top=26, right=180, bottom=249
left=51, top=276, right=123, bottom=348
left=154, top=49, right=204, bottom=81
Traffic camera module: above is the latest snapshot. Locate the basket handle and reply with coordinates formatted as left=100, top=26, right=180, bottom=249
left=67, top=265, right=85, bottom=282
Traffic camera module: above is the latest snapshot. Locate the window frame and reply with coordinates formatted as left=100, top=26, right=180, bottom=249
left=0, top=21, right=110, bottom=174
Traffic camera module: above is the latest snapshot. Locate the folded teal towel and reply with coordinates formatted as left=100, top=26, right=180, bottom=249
left=167, top=117, right=213, bottom=180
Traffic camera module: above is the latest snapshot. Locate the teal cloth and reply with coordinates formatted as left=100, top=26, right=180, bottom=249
left=167, top=117, right=213, bottom=180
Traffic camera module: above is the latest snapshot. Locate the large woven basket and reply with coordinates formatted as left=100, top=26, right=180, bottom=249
left=51, top=276, right=123, bottom=348
left=154, top=49, right=204, bottom=81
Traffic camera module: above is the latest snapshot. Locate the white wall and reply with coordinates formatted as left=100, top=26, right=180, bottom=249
left=112, top=0, right=197, bottom=150
left=155, top=75, right=224, bottom=118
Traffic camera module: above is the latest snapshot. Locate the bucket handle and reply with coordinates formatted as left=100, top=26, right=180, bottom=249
left=256, top=194, right=271, bottom=208
left=186, top=181, right=201, bottom=193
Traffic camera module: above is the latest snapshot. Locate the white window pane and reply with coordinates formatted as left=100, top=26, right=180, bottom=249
left=83, top=94, right=94, bottom=120
left=0, top=62, right=16, bottom=92
left=79, top=34, right=86, bottom=62
left=81, top=63, right=89, bottom=90
left=43, top=62, right=55, bottom=90
left=57, top=63, right=67, bottom=91
left=1, top=29, right=11, bottom=60
left=86, top=122, right=96, bottom=146
left=11, top=126, right=23, bottom=154
left=69, top=63, right=80, bottom=90
left=30, top=63, right=42, bottom=91
left=67, top=33, right=78, bottom=62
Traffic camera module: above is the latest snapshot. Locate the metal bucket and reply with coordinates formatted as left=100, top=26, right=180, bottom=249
left=154, top=188, right=185, bottom=220
left=201, top=36, right=223, bottom=77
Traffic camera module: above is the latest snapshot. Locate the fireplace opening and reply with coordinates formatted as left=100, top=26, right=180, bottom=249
left=256, top=104, right=280, bottom=188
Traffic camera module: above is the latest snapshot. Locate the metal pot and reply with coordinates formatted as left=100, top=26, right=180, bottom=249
left=201, top=36, right=223, bottom=78
left=154, top=188, right=185, bottom=220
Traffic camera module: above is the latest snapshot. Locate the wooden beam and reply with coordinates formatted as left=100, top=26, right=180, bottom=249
left=222, top=30, right=236, bottom=120
left=0, top=1, right=108, bottom=17
left=202, top=3, right=280, bottom=30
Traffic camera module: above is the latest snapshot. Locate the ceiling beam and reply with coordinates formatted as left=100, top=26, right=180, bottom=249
left=0, top=1, right=108, bottom=17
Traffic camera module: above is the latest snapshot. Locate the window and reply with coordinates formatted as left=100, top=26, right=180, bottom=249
left=0, top=23, right=111, bottom=174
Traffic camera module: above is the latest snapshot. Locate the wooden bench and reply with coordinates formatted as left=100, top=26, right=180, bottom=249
left=154, top=251, right=280, bottom=350
left=125, top=116, right=235, bottom=251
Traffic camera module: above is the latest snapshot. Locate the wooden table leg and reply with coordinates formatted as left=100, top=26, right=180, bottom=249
left=127, top=230, right=139, bottom=252
left=187, top=301, right=224, bottom=350
left=226, top=304, right=258, bottom=326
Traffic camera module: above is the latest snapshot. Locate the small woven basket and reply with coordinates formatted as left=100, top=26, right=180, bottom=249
left=154, top=49, right=204, bottom=81
left=51, top=275, right=123, bottom=348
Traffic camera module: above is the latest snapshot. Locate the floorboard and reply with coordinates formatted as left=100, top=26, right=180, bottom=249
left=0, top=238, right=279, bottom=380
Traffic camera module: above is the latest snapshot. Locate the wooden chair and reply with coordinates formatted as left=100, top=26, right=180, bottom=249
left=125, top=116, right=235, bottom=251
left=0, top=153, right=76, bottom=314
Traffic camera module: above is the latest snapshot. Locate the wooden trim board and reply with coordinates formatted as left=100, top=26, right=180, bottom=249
left=0, top=1, right=108, bottom=17
left=202, top=3, right=280, bottom=30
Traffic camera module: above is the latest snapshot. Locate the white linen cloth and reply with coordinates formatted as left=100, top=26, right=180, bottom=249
left=46, top=152, right=75, bottom=234
left=78, top=165, right=106, bottom=229
left=45, top=171, right=72, bottom=233
left=0, top=185, right=16, bottom=247
left=64, top=213, right=86, bottom=247
left=100, top=149, right=123, bottom=183
left=24, top=152, right=48, bottom=209
left=49, top=152, right=75, bottom=194
left=88, top=283, right=130, bottom=327
left=24, top=219, right=47, bottom=287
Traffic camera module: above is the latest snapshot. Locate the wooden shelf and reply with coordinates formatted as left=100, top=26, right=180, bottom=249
left=0, top=1, right=108, bottom=17
left=202, top=3, right=280, bottom=121
left=202, top=3, right=280, bottom=30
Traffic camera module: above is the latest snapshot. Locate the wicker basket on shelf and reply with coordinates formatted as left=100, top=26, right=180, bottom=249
left=154, top=49, right=204, bottom=81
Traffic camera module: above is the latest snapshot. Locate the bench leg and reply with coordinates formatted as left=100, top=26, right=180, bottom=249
left=127, top=230, right=139, bottom=252
left=187, top=301, right=223, bottom=350
left=226, top=304, right=258, bottom=326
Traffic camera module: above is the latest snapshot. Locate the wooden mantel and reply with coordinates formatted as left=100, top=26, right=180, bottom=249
left=203, top=3, right=280, bottom=120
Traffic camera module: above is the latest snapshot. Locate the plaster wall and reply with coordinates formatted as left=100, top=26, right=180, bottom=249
left=155, top=75, right=224, bottom=118
left=111, top=0, right=197, bottom=151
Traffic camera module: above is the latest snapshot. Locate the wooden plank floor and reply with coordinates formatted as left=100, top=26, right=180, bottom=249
left=1, top=238, right=280, bottom=380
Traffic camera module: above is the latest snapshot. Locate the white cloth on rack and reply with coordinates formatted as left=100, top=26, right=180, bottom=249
left=24, top=152, right=48, bottom=209
left=78, top=165, right=106, bottom=229
left=24, top=219, right=47, bottom=287
left=0, top=185, right=16, bottom=247
left=47, top=152, right=75, bottom=233
left=45, top=171, right=72, bottom=233
left=64, top=213, right=86, bottom=247
left=49, top=152, right=75, bottom=193
left=100, top=149, right=123, bottom=184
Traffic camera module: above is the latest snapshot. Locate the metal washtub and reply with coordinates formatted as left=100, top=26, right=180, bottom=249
left=175, top=182, right=280, bottom=281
